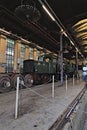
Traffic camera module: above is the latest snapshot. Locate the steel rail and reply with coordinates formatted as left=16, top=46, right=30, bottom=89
left=49, top=86, right=86, bottom=130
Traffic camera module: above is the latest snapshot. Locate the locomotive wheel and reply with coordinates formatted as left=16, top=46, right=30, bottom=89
left=24, top=74, right=33, bottom=87
left=0, top=74, right=11, bottom=93
left=11, top=74, right=24, bottom=89
left=41, top=74, right=50, bottom=84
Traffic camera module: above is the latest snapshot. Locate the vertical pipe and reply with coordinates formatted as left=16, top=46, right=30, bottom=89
left=15, top=77, right=20, bottom=119
left=52, top=75, right=54, bottom=98
left=60, top=32, right=63, bottom=85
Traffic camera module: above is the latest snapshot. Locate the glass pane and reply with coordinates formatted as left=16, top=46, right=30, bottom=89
left=6, top=38, right=14, bottom=72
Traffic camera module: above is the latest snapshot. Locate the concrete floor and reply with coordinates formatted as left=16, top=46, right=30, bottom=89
left=0, top=79, right=85, bottom=130
left=83, top=104, right=87, bottom=130
left=84, top=119, right=87, bottom=130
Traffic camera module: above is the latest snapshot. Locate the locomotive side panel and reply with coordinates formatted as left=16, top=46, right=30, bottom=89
left=23, top=59, right=35, bottom=74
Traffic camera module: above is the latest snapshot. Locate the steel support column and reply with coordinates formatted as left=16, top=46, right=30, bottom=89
left=76, top=51, right=79, bottom=79
left=60, top=32, right=63, bottom=85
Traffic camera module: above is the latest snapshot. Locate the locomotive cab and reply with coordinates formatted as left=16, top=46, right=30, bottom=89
left=23, top=54, right=58, bottom=86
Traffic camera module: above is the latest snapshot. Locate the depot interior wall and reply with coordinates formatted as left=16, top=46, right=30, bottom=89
left=0, top=34, right=39, bottom=73
left=0, top=35, right=7, bottom=72
left=0, top=33, right=83, bottom=73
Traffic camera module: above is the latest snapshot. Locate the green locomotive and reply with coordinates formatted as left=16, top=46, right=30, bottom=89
left=23, top=54, right=74, bottom=87
left=23, top=54, right=58, bottom=87
left=0, top=54, right=74, bottom=92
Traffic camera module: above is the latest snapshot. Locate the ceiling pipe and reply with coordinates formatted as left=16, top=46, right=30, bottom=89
left=0, top=5, right=59, bottom=47
left=38, top=0, right=84, bottom=58
left=0, top=28, right=58, bottom=53
left=42, top=5, right=55, bottom=21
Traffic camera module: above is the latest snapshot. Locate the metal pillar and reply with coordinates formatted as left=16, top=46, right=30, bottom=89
left=76, top=51, right=79, bottom=79
left=52, top=75, right=54, bottom=98
left=15, top=77, right=20, bottom=119
left=60, top=32, right=63, bottom=85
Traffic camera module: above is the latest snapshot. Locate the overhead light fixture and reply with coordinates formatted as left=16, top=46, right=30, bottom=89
left=42, top=5, right=55, bottom=21
left=76, top=47, right=79, bottom=52
left=63, top=31, right=68, bottom=37
left=79, top=51, right=81, bottom=55
left=81, top=55, right=84, bottom=58
left=38, top=0, right=84, bottom=58
left=70, top=40, right=74, bottom=46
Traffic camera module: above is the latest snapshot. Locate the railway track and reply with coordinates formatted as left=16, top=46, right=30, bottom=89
left=49, top=86, right=87, bottom=130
